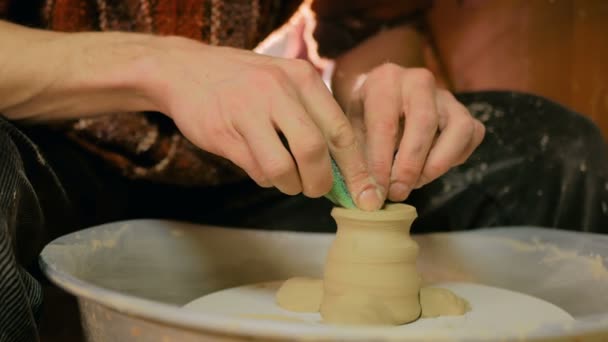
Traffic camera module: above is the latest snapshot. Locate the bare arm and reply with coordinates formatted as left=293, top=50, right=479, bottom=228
left=0, top=20, right=382, bottom=209
left=0, top=20, right=158, bottom=121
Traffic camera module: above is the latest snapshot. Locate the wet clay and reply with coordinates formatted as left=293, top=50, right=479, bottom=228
left=320, top=204, right=421, bottom=325
left=276, top=204, right=468, bottom=325
left=420, top=287, right=470, bottom=318
left=276, top=278, right=469, bottom=322
left=275, top=277, right=323, bottom=313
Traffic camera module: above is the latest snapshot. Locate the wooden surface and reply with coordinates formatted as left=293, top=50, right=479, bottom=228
left=425, top=0, right=608, bottom=137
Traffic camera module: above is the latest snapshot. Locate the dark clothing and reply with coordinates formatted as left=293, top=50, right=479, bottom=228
left=1, top=91, right=608, bottom=341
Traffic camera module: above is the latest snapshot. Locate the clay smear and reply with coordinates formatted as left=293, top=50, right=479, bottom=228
left=277, top=278, right=469, bottom=324
left=500, top=236, right=608, bottom=280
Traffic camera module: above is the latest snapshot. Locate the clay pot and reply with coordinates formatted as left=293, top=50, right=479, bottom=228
left=320, top=203, right=421, bottom=325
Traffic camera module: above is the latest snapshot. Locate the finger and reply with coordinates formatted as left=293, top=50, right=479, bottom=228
left=184, top=112, right=272, bottom=188
left=224, top=139, right=272, bottom=188
left=272, top=96, right=333, bottom=198
left=415, top=105, right=475, bottom=189
left=346, top=97, right=366, bottom=150
left=454, top=118, right=486, bottom=165
left=282, top=60, right=381, bottom=210
left=471, top=119, right=486, bottom=153
left=389, top=71, right=439, bottom=202
left=361, top=80, right=401, bottom=196
left=436, top=91, right=485, bottom=167
left=237, top=117, right=302, bottom=195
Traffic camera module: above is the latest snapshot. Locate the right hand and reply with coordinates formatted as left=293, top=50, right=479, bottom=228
left=135, top=36, right=383, bottom=210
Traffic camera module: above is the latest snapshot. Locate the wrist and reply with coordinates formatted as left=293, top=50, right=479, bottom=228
left=127, top=35, right=221, bottom=120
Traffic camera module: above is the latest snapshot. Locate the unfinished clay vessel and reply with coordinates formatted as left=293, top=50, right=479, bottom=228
left=320, top=203, right=421, bottom=325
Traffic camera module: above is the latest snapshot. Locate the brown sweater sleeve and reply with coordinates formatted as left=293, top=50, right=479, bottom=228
left=310, top=0, right=432, bottom=58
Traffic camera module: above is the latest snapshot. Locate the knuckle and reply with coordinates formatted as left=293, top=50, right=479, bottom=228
left=475, top=119, right=487, bottom=140
left=393, top=161, right=423, bottom=185
left=243, top=163, right=261, bottom=178
left=248, top=66, right=285, bottom=90
left=352, top=163, right=371, bottom=183
left=407, top=68, right=435, bottom=86
left=413, top=110, right=439, bottom=131
left=455, top=101, right=473, bottom=117
left=289, top=59, right=319, bottom=85
left=281, top=180, right=303, bottom=196
left=264, top=158, right=295, bottom=180
left=369, top=160, right=392, bottom=184
left=425, top=160, right=449, bottom=179
left=458, top=116, right=477, bottom=138
left=437, top=88, right=456, bottom=101
left=303, top=177, right=332, bottom=198
left=454, top=155, right=468, bottom=166
left=369, top=158, right=391, bottom=175
left=327, top=120, right=357, bottom=150
left=295, top=135, right=326, bottom=161
left=358, top=79, right=376, bottom=99
left=366, top=63, right=401, bottom=88
left=349, top=165, right=374, bottom=193
left=374, top=62, right=402, bottom=77
left=256, top=179, right=273, bottom=188
left=206, top=124, right=226, bottom=144
left=238, top=161, right=262, bottom=181
left=370, top=118, right=398, bottom=137
left=406, top=140, right=426, bottom=158
left=200, top=121, right=230, bottom=153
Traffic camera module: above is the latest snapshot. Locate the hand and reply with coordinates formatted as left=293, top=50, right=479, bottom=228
left=343, top=63, right=485, bottom=202
left=1, top=25, right=382, bottom=209
left=136, top=36, right=382, bottom=209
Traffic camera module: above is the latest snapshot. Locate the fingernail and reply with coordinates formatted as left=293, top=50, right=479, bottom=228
left=389, top=182, right=410, bottom=201
left=357, top=186, right=383, bottom=211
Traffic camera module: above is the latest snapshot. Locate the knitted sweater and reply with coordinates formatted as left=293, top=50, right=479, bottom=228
left=0, top=0, right=429, bottom=187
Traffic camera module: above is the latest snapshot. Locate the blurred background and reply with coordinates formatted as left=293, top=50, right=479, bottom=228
left=426, top=0, right=607, bottom=138
left=259, top=0, right=607, bottom=138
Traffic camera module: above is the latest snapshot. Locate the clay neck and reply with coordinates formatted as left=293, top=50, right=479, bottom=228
left=334, top=218, right=413, bottom=234
left=330, top=203, right=418, bottom=235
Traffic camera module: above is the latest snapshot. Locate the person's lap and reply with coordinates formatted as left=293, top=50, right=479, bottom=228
left=1, top=90, right=607, bottom=341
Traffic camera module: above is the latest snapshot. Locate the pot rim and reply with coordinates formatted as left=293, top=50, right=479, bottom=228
left=331, top=203, right=417, bottom=222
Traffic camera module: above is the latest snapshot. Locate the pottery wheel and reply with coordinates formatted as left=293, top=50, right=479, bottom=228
left=183, top=282, right=573, bottom=335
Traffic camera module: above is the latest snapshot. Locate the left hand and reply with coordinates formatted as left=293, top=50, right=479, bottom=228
left=343, top=63, right=485, bottom=202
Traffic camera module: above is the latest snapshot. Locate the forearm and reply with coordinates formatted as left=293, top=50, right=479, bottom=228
left=331, top=25, right=426, bottom=108
left=0, top=20, right=156, bottom=121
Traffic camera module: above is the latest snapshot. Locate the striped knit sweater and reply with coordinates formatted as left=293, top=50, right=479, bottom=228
left=0, top=0, right=429, bottom=187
